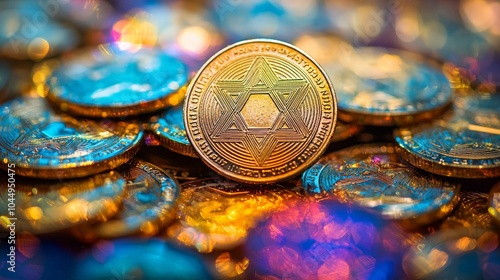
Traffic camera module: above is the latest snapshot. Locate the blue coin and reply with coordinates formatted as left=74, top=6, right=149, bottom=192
left=0, top=61, right=8, bottom=91
left=395, top=93, right=500, bottom=178
left=149, top=104, right=197, bottom=157
left=300, top=143, right=459, bottom=228
left=48, top=43, right=189, bottom=117
left=325, top=47, right=452, bottom=126
left=0, top=97, right=143, bottom=179
left=73, top=238, right=213, bottom=280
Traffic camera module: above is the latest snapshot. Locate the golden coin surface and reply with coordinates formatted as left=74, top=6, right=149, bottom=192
left=0, top=98, right=143, bottom=179
left=168, top=178, right=300, bottom=253
left=441, top=191, right=495, bottom=229
left=184, top=39, right=337, bottom=183
left=75, top=159, right=180, bottom=240
left=0, top=171, right=125, bottom=234
left=488, top=182, right=500, bottom=225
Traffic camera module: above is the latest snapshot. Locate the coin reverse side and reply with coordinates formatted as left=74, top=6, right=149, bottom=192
left=184, top=39, right=337, bottom=183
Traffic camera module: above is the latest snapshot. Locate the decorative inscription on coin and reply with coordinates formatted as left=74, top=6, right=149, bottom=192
left=301, top=143, right=459, bottom=226
left=77, top=159, right=180, bottom=240
left=48, top=43, right=188, bottom=117
left=0, top=98, right=143, bottom=179
left=395, top=93, right=500, bottom=178
left=184, top=39, right=337, bottom=183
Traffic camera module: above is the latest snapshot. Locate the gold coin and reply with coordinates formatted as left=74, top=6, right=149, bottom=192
left=184, top=39, right=337, bottom=183
left=488, top=182, right=500, bottom=225
left=73, top=159, right=180, bottom=240
left=0, top=171, right=125, bottom=234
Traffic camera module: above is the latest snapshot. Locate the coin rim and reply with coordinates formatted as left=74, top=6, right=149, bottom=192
left=183, top=38, right=338, bottom=184
left=45, top=44, right=189, bottom=118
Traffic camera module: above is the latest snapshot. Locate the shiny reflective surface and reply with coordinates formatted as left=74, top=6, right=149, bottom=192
left=137, top=146, right=216, bottom=182
left=395, top=93, right=500, bottom=178
left=301, top=143, right=459, bottom=227
left=150, top=103, right=197, bottom=157
left=0, top=171, right=125, bottom=234
left=76, top=159, right=180, bottom=240
left=246, top=200, right=408, bottom=279
left=168, top=178, right=300, bottom=253
left=0, top=1, right=78, bottom=60
left=441, top=191, right=495, bottom=229
left=403, top=228, right=500, bottom=279
left=184, top=39, right=337, bottom=183
left=0, top=98, right=143, bottom=179
left=73, top=238, right=212, bottom=280
left=48, top=43, right=188, bottom=117
left=303, top=46, right=451, bottom=126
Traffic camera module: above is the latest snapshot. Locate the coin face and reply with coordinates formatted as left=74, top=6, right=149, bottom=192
left=488, top=182, right=500, bottom=225
left=395, top=93, right=500, bottom=178
left=0, top=98, right=143, bottom=179
left=47, top=43, right=188, bottom=117
left=150, top=104, right=197, bottom=157
left=301, top=143, right=459, bottom=227
left=184, top=39, right=337, bottom=183
left=403, top=228, right=500, bottom=279
left=299, top=46, right=451, bottom=126
left=0, top=171, right=125, bottom=234
left=75, top=159, right=180, bottom=240
left=168, top=177, right=299, bottom=253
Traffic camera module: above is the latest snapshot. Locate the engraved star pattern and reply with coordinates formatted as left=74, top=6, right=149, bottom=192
left=209, top=57, right=310, bottom=166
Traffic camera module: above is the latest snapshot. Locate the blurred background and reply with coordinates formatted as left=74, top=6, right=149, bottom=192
left=0, top=0, right=499, bottom=99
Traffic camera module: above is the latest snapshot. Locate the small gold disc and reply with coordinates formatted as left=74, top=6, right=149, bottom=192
left=184, top=39, right=337, bottom=183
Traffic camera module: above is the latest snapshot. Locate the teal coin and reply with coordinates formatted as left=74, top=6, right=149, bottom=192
left=301, top=143, right=459, bottom=228
left=149, top=104, right=197, bottom=157
left=0, top=97, right=143, bottom=179
left=395, top=93, right=500, bottom=178
left=48, top=44, right=188, bottom=117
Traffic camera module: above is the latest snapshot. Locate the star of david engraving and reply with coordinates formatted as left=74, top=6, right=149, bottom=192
left=12, top=117, right=114, bottom=154
left=210, top=57, right=311, bottom=166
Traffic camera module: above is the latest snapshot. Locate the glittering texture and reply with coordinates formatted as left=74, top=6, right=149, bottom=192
left=441, top=192, right=495, bottom=229
left=403, top=228, right=500, bottom=280
left=0, top=171, right=125, bottom=234
left=301, top=143, right=458, bottom=225
left=246, top=200, right=410, bottom=279
left=395, top=93, right=500, bottom=178
left=168, top=178, right=300, bottom=253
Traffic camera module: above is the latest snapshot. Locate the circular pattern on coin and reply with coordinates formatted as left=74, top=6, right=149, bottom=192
left=150, top=104, right=197, bottom=157
left=47, top=43, right=189, bottom=117
left=395, top=93, right=500, bottom=178
left=76, top=159, right=180, bottom=240
left=0, top=98, right=143, bottom=179
left=488, top=182, right=500, bottom=225
left=403, top=228, right=500, bottom=280
left=0, top=171, right=125, bottom=234
left=300, top=143, right=459, bottom=228
left=168, top=177, right=299, bottom=253
left=184, top=39, right=337, bottom=183
left=303, top=46, right=451, bottom=126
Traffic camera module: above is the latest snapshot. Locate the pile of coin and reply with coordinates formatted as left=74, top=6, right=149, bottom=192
left=1, top=32, right=499, bottom=279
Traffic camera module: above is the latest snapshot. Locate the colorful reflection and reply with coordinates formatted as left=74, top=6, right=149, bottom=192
left=246, top=200, right=411, bottom=279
